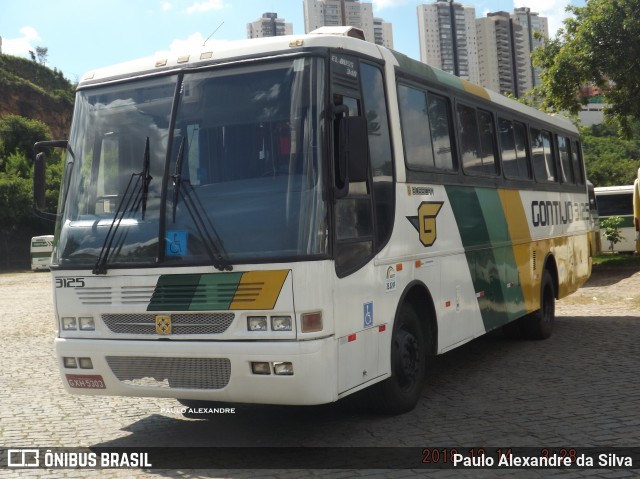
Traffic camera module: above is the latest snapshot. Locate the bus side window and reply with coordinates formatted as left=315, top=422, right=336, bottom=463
left=572, top=139, right=586, bottom=185
left=500, top=118, right=531, bottom=180
left=398, top=84, right=434, bottom=170
left=513, top=121, right=531, bottom=179
left=456, top=104, right=497, bottom=176
left=531, top=128, right=556, bottom=182
left=398, top=83, right=454, bottom=172
left=428, top=94, right=455, bottom=170
left=361, top=63, right=394, bottom=249
left=557, top=135, right=574, bottom=183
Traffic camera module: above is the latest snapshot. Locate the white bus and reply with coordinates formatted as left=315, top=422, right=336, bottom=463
left=30, top=235, right=54, bottom=271
left=34, top=27, right=591, bottom=414
left=594, top=185, right=637, bottom=253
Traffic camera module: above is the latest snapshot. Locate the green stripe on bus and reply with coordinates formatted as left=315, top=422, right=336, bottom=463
left=446, top=186, right=527, bottom=331
left=148, top=273, right=242, bottom=311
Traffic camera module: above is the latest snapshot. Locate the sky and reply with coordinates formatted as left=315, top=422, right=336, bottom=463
left=0, top=0, right=584, bottom=82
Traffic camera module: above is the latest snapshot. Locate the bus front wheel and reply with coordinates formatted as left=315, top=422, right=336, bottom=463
left=367, top=304, right=426, bottom=414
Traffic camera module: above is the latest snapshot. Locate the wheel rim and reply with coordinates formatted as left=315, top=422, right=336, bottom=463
left=393, top=327, right=420, bottom=391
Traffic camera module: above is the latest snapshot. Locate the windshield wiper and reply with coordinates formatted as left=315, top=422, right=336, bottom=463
left=93, top=137, right=152, bottom=275
left=170, top=136, right=233, bottom=272
left=141, top=137, right=153, bottom=220
left=171, top=137, right=186, bottom=223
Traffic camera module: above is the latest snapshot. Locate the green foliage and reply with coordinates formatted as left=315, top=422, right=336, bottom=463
left=600, top=215, right=626, bottom=251
left=0, top=114, right=51, bottom=165
left=593, top=253, right=640, bottom=267
left=0, top=175, right=33, bottom=231
left=0, top=53, right=75, bottom=103
left=581, top=123, right=640, bottom=186
left=532, top=0, right=640, bottom=137
left=0, top=114, right=61, bottom=234
left=4, top=150, right=32, bottom=178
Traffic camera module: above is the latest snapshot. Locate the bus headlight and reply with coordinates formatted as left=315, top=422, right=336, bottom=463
left=78, top=357, right=93, bottom=369
left=251, top=362, right=271, bottom=375
left=79, top=317, right=95, bottom=331
left=273, top=362, right=294, bottom=375
left=63, top=357, right=78, bottom=368
left=61, top=317, right=77, bottom=331
left=247, top=316, right=268, bottom=331
left=271, top=316, right=292, bottom=331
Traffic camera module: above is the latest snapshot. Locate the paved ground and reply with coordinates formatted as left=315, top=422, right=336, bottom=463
left=0, top=265, right=639, bottom=478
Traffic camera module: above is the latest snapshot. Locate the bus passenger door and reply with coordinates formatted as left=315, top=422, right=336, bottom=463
left=330, top=55, right=396, bottom=394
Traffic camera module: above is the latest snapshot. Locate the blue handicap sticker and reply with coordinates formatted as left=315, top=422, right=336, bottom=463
left=166, top=230, right=187, bottom=257
left=364, top=302, right=373, bottom=328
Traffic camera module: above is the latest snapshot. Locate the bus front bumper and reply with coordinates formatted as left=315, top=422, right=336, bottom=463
left=55, top=336, right=338, bottom=406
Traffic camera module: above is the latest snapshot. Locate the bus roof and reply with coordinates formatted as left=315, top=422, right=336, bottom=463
left=78, top=27, right=576, bottom=135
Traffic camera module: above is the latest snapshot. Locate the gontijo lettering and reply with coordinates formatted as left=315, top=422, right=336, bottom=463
left=531, top=200, right=589, bottom=227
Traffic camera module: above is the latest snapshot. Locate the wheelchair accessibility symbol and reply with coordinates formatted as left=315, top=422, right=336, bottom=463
left=364, top=302, right=373, bottom=328
left=166, top=230, right=187, bottom=257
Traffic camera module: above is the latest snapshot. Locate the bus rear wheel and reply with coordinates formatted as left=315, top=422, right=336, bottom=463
left=367, top=304, right=426, bottom=414
left=521, top=270, right=555, bottom=340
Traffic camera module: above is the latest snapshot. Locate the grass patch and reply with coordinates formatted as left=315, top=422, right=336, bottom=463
left=593, top=253, right=640, bottom=269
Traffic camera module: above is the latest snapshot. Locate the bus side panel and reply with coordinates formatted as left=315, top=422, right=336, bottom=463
left=446, top=186, right=529, bottom=332
left=376, top=184, right=487, bottom=354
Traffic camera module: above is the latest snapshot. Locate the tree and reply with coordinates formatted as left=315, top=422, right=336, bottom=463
left=35, top=46, right=48, bottom=66
left=600, top=215, right=625, bottom=252
left=0, top=115, right=59, bottom=248
left=581, top=124, right=640, bottom=186
left=532, top=0, right=640, bottom=137
left=0, top=114, right=51, bottom=169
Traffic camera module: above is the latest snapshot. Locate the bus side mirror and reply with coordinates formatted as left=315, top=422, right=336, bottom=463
left=34, top=152, right=46, bottom=210
left=336, top=115, right=369, bottom=198
left=33, top=140, right=68, bottom=219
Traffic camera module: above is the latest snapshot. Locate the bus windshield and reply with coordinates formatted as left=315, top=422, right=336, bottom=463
left=54, top=57, right=328, bottom=269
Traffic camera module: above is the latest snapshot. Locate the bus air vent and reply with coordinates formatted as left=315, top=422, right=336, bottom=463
left=105, top=356, right=231, bottom=389
left=102, top=313, right=234, bottom=335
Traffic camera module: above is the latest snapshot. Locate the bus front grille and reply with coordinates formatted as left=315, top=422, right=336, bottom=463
left=102, top=313, right=234, bottom=335
left=105, top=356, right=231, bottom=389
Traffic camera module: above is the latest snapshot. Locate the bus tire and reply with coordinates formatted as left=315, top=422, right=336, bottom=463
left=521, top=270, right=555, bottom=340
left=367, top=304, right=426, bottom=414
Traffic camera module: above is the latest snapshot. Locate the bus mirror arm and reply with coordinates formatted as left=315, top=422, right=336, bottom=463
left=33, top=140, right=68, bottom=220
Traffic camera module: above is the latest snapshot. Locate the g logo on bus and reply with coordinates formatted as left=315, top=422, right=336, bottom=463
left=155, top=315, right=172, bottom=335
left=407, top=201, right=444, bottom=247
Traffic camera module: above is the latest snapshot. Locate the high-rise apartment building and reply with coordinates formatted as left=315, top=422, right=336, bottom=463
left=512, top=7, right=548, bottom=87
left=476, top=12, right=532, bottom=97
left=303, top=0, right=393, bottom=47
left=417, top=1, right=547, bottom=98
left=247, top=12, right=293, bottom=39
left=417, top=0, right=478, bottom=83
left=373, top=17, right=394, bottom=49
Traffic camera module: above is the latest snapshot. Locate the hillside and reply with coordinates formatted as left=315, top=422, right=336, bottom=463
left=0, top=53, right=75, bottom=139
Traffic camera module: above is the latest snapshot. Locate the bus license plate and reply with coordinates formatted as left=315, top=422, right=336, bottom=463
left=66, top=374, right=106, bottom=389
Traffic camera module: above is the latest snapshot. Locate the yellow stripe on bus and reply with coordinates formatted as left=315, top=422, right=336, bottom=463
left=497, top=189, right=538, bottom=311
left=230, top=270, right=289, bottom=310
